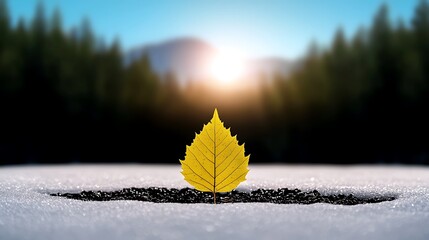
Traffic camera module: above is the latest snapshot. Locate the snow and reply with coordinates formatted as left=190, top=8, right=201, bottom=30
left=1, top=164, right=429, bottom=240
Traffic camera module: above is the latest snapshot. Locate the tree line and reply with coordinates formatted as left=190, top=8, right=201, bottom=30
left=261, top=2, right=429, bottom=164
left=0, top=0, right=428, bottom=164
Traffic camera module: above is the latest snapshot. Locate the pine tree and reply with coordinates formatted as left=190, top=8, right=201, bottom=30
left=0, top=0, right=9, bottom=43
left=412, top=0, right=429, bottom=94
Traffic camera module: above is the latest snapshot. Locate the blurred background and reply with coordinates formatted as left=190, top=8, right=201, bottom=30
left=0, top=0, right=428, bottom=165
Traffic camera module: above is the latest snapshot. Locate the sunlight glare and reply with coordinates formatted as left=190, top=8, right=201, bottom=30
left=208, top=51, right=245, bottom=85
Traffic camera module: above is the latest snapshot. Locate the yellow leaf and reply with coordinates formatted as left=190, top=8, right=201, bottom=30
left=180, top=108, right=250, bottom=203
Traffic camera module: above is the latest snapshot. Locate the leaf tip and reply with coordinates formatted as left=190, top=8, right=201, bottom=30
left=213, top=108, right=220, bottom=120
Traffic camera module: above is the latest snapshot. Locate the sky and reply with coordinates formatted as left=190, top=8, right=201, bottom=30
left=7, top=0, right=419, bottom=59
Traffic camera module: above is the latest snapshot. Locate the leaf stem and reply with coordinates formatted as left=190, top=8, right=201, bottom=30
left=213, top=111, right=217, bottom=204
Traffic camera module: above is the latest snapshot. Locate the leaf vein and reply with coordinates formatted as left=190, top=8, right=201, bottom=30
left=217, top=137, right=235, bottom=156
left=192, top=145, right=214, bottom=164
left=182, top=162, right=214, bottom=186
left=187, top=150, right=214, bottom=178
left=205, top=129, right=215, bottom=144
left=216, top=156, right=248, bottom=188
left=186, top=178, right=212, bottom=192
left=216, top=149, right=242, bottom=177
left=216, top=132, right=228, bottom=147
left=217, top=170, right=248, bottom=192
left=197, top=134, right=215, bottom=155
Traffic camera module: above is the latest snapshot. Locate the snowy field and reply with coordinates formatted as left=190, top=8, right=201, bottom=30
left=0, top=164, right=429, bottom=240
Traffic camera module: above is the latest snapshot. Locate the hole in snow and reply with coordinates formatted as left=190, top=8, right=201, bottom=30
left=50, top=187, right=396, bottom=205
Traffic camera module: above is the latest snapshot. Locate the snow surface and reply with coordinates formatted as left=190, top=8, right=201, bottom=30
left=0, top=164, right=429, bottom=240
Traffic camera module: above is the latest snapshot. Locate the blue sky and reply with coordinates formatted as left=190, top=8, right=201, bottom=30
left=8, top=0, right=419, bottom=59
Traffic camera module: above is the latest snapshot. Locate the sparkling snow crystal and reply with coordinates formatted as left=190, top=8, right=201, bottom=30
left=1, top=165, right=429, bottom=240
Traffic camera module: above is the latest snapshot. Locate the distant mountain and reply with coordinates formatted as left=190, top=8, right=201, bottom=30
left=125, top=37, right=295, bottom=83
left=125, top=37, right=216, bottom=82
left=245, top=57, right=295, bottom=81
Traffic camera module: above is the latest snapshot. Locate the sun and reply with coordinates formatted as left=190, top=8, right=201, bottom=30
left=208, top=51, right=245, bottom=84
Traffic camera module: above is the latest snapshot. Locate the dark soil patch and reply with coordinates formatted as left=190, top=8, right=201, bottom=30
left=51, top=187, right=395, bottom=205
